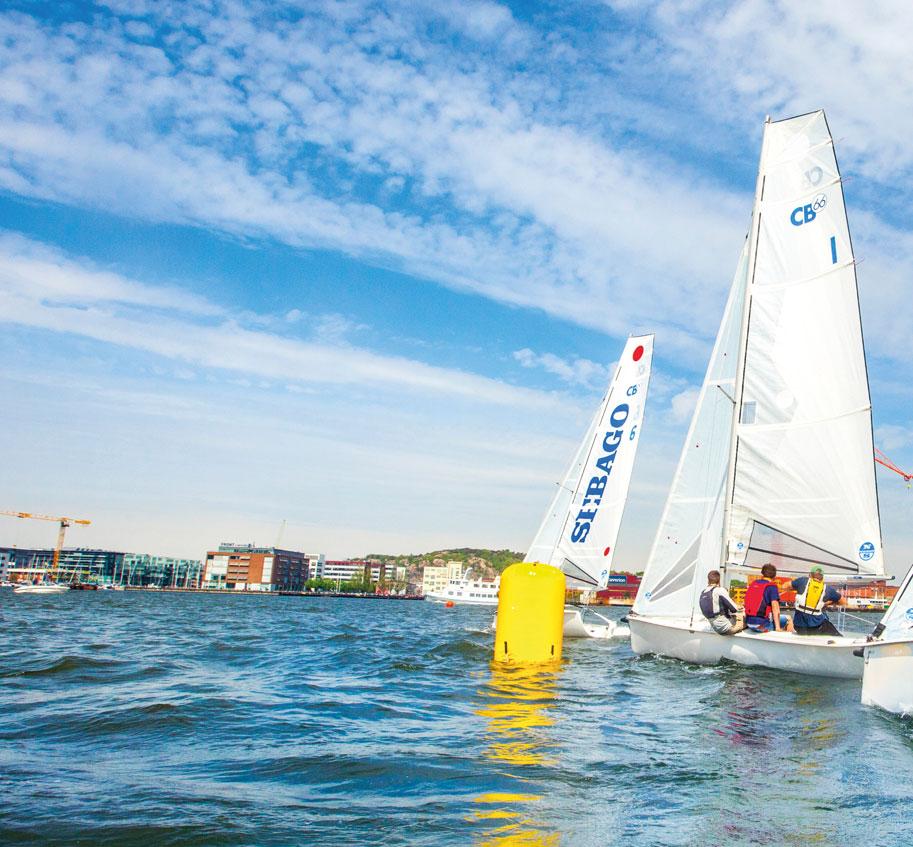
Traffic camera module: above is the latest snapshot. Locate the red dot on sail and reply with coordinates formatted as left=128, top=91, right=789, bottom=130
left=603, top=547, right=611, bottom=556
left=633, top=345, right=644, bottom=361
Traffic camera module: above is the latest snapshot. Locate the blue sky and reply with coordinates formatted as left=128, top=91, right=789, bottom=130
left=1, top=1, right=912, bottom=572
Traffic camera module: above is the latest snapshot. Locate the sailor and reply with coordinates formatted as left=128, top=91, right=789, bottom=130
left=788, top=566, right=843, bottom=636
left=744, top=563, right=795, bottom=633
left=699, top=570, right=744, bottom=634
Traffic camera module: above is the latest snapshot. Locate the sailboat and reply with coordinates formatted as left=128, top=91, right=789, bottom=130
left=628, top=110, right=885, bottom=678
left=525, top=334, right=653, bottom=639
left=860, top=566, right=913, bottom=715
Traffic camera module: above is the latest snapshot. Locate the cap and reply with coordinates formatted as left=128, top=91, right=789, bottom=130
left=810, top=566, right=824, bottom=576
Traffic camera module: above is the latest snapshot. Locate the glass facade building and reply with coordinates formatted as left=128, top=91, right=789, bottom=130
left=119, top=554, right=203, bottom=588
left=0, top=547, right=202, bottom=587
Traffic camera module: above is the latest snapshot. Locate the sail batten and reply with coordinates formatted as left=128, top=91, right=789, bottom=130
left=524, top=335, right=653, bottom=588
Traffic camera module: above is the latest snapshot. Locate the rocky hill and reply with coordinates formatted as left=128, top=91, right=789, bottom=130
left=365, top=548, right=524, bottom=582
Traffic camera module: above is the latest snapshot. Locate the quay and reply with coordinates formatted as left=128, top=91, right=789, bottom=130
left=118, top=586, right=426, bottom=600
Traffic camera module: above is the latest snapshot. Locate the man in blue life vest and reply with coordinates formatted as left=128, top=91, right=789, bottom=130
left=699, top=570, right=744, bottom=634
left=786, top=566, right=844, bottom=636
left=744, top=563, right=795, bottom=633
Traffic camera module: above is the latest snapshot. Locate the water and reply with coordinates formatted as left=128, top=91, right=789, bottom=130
left=1, top=592, right=911, bottom=846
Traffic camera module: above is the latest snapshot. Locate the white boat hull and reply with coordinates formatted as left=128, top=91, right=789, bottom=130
left=861, top=639, right=913, bottom=717
left=562, top=608, right=629, bottom=640
left=629, top=615, right=866, bottom=679
left=13, top=583, right=69, bottom=595
left=489, top=607, right=631, bottom=639
left=425, top=593, right=498, bottom=606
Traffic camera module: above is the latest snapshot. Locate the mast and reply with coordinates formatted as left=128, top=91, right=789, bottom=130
left=720, top=115, right=769, bottom=574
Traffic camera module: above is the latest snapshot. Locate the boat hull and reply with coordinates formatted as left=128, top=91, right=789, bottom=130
left=13, top=583, right=69, bottom=594
left=629, top=615, right=865, bottom=679
left=562, top=608, right=629, bottom=640
left=425, top=593, right=498, bottom=606
left=861, top=639, right=913, bottom=716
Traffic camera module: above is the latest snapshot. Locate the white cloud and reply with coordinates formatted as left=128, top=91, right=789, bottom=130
left=16, top=1, right=913, bottom=367
left=669, top=386, right=699, bottom=423
left=875, top=425, right=913, bottom=454
left=639, top=1, right=913, bottom=178
left=0, top=232, right=564, bottom=410
left=513, top=347, right=611, bottom=388
left=0, top=1, right=753, bottom=362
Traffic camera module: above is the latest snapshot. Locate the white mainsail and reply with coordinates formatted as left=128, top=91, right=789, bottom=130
left=635, top=110, right=884, bottom=627
left=525, top=335, right=653, bottom=588
left=725, top=111, right=884, bottom=581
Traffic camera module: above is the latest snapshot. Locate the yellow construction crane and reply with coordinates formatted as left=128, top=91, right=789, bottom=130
left=0, top=511, right=92, bottom=578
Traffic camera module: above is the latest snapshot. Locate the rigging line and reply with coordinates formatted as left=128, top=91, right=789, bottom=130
left=746, top=547, right=859, bottom=572
left=751, top=518, right=861, bottom=567
left=841, top=609, right=882, bottom=626
left=715, top=384, right=735, bottom=404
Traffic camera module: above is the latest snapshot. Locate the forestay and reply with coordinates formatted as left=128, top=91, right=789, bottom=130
left=726, top=111, right=884, bottom=581
left=525, top=335, right=653, bottom=588
left=633, top=245, right=747, bottom=620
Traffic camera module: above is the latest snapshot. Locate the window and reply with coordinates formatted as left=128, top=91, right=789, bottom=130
left=741, top=401, right=757, bottom=425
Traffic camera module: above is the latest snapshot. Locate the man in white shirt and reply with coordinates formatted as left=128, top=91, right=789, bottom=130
left=699, top=570, right=745, bottom=634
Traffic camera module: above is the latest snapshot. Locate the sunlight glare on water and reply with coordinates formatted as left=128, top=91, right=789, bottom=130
left=1, top=592, right=912, bottom=845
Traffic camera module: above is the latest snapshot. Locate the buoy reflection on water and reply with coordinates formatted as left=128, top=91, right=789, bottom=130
left=471, top=664, right=561, bottom=846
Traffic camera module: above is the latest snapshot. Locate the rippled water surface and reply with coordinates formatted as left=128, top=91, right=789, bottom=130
left=2, top=591, right=912, bottom=846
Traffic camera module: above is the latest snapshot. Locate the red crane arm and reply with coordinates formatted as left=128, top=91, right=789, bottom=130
left=875, top=448, right=913, bottom=482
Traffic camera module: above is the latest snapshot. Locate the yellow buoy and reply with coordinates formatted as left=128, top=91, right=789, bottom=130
left=493, top=562, right=565, bottom=665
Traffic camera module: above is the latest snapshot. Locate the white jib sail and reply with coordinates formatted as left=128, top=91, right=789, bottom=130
left=875, top=565, right=913, bottom=638
left=633, top=244, right=748, bottom=620
left=525, top=335, right=653, bottom=588
left=726, top=111, right=885, bottom=581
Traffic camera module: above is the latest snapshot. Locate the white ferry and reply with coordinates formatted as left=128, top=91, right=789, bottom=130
left=425, top=577, right=500, bottom=606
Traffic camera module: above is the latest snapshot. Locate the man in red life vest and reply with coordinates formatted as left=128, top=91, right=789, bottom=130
left=744, top=563, right=795, bottom=633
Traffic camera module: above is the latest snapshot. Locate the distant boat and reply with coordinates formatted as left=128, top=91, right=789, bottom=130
left=629, top=110, right=884, bottom=678
left=425, top=577, right=499, bottom=606
left=14, top=581, right=69, bottom=594
left=524, top=334, right=654, bottom=639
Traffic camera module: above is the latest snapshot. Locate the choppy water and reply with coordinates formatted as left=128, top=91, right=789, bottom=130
left=1, top=592, right=911, bottom=846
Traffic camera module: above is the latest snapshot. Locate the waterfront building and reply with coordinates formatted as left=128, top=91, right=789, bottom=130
left=0, top=546, right=122, bottom=583
left=322, top=559, right=385, bottom=584
left=447, top=560, right=463, bottom=581
left=120, top=554, right=203, bottom=588
left=203, top=544, right=323, bottom=591
left=593, top=573, right=642, bottom=605
left=0, top=546, right=203, bottom=587
left=422, top=564, right=449, bottom=596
